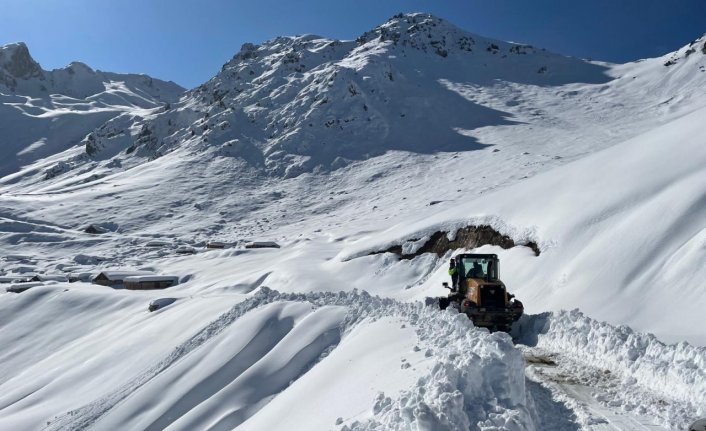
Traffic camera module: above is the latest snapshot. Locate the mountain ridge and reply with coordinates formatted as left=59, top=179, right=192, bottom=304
left=0, top=41, right=184, bottom=99
left=10, top=12, right=620, bottom=184
left=0, top=41, right=186, bottom=178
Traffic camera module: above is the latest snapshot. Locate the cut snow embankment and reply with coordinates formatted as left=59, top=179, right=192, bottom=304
left=37, top=288, right=543, bottom=431
left=340, top=105, right=706, bottom=345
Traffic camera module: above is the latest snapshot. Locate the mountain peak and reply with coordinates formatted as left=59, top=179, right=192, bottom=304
left=0, top=41, right=43, bottom=82
left=381, top=12, right=444, bottom=26
left=66, top=61, right=94, bottom=71
left=354, top=12, right=481, bottom=58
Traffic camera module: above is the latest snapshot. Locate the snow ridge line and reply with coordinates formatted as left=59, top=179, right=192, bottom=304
left=44, top=288, right=536, bottom=431
left=518, top=310, right=706, bottom=425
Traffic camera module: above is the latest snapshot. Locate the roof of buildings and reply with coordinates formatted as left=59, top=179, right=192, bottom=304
left=123, top=275, right=179, bottom=283
left=95, top=271, right=154, bottom=281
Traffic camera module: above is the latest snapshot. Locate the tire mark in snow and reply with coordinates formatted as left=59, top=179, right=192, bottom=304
left=523, top=348, right=668, bottom=431
left=513, top=311, right=705, bottom=430
left=558, top=382, right=666, bottom=431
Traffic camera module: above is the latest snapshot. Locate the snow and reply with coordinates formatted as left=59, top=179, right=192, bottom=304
left=343, top=102, right=706, bottom=345
left=123, top=275, right=179, bottom=283
left=244, top=241, right=281, bottom=248
left=1, top=12, right=705, bottom=431
left=95, top=270, right=154, bottom=281
left=148, top=297, right=177, bottom=311
left=515, top=310, right=705, bottom=429
left=0, top=42, right=184, bottom=179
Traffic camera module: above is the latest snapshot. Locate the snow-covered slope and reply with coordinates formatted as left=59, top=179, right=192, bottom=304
left=2, top=13, right=613, bottom=187
left=1, top=13, right=705, bottom=431
left=345, top=103, right=706, bottom=344
left=0, top=42, right=184, bottom=178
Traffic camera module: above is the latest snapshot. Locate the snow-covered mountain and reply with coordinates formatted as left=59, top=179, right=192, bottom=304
left=0, top=42, right=184, bottom=178
left=1, top=13, right=705, bottom=431
left=0, top=42, right=182, bottom=99
left=3, top=13, right=613, bottom=186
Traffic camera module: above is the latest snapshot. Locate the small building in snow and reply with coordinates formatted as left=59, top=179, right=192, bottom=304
left=244, top=241, right=280, bottom=249
left=6, top=282, right=43, bottom=293
left=0, top=275, right=32, bottom=284
left=124, top=275, right=179, bottom=290
left=30, top=274, right=68, bottom=282
left=92, top=271, right=153, bottom=287
left=145, top=240, right=172, bottom=248
left=84, top=224, right=109, bottom=234
left=206, top=241, right=226, bottom=249
left=148, top=297, right=177, bottom=311
left=68, top=272, right=94, bottom=283
left=175, top=245, right=197, bottom=255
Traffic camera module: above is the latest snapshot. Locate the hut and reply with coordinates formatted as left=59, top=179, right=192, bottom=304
left=84, top=224, right=108, bottom=234
left=30, top=274, right=68, bottom=282
left=206, top=241, right=226, bottom=249
left=68, top=272, right=94, bottom=283
left=92, top=271, right=153, bottom=287
left=175, top=245, right=197, bottom=255
left=124, top=275, right=179, bottom=290
left=148, top=297, right=177, bottom=311
left=0, top=275, right=32, bottom=284
left=6, top=282, right=43, bottom=293
left=244, top=241, right=280, bottom=249
left=145, top=240, right=171, bottom=248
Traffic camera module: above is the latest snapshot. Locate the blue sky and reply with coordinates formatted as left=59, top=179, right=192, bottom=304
left=3, top=0, right=705, bottom=88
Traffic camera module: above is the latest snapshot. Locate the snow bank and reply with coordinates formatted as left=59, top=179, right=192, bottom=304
left=42, top=288, right=539, bottom=431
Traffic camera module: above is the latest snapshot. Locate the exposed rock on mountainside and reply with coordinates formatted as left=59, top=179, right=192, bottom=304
left=0, top=42, right=43, bottom=89
left=28, top=13, right=612, bottom=181
left=0, top=42, right=185, bottom=178
left=369, top=224, right=540, bottom=259
left=0, top=42, right=183, bottom=99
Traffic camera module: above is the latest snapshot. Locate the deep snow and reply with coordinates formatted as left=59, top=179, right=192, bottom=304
left=1, top=12, right=705, bottom=431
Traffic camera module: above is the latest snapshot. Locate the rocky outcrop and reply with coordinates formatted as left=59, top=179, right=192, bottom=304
left=0, top=42, right=44, bottom=90
left=371, top=225, right=540, bottom=259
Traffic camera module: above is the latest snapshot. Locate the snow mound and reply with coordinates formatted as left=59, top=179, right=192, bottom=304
left=38, top=288, right=541, bottom=431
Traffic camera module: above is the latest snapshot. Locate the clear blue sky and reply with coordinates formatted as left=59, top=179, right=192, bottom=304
left=3, top=0, right=705, bottom=88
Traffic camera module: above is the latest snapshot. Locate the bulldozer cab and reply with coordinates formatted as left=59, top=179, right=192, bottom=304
left=454, top=254, right=499, bottom=282
left=453, top=253, right=507, bottom=308
left=436, top=253, right=523, bottom=331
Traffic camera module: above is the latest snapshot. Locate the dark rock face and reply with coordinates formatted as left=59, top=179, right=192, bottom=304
left=4, top=43, right=43, bottom=79
left=0, top=43, right=43, bottom=90
left=84, top=224, right=108, bottom=234
left=371, top=225, right=540, bottom=259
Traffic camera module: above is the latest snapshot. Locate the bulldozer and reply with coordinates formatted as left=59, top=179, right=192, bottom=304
left=431, top=253, right=523, bottom=332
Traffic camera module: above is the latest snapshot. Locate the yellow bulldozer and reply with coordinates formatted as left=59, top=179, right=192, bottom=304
left=431, top=253, right=523, bottom=332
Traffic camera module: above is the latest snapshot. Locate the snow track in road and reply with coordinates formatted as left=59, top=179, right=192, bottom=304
left=515, top=310, right=706, bottom=430
left=524, top=347, right=667, bottom=430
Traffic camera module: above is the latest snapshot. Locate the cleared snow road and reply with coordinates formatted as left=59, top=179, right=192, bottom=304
left=522, top=347, right=668, bottom=431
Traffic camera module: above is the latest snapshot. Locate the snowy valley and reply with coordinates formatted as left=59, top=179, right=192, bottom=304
left=0, top=13, right=705, bottom=431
